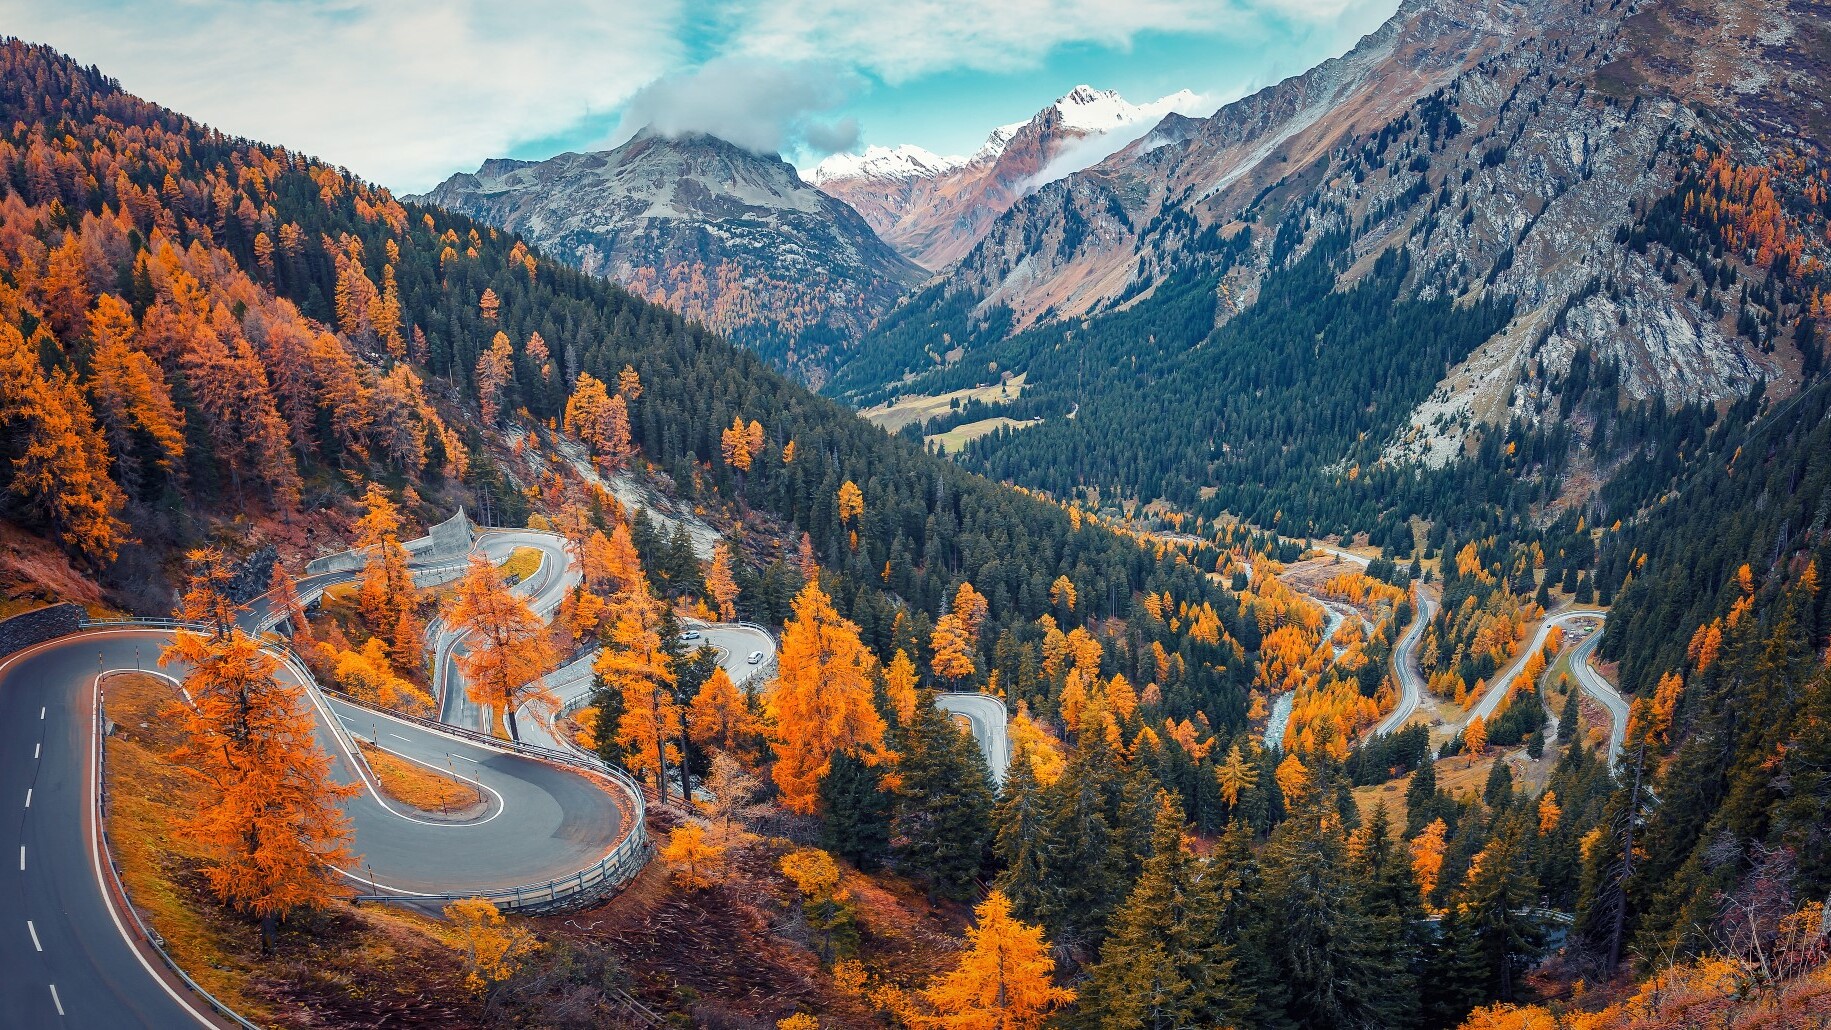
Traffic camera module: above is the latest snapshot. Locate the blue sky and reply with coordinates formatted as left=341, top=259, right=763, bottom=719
left=1, top=0, right=1397, bottom=193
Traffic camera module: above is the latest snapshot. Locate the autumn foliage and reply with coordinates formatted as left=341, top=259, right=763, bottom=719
left=767, top=578, right=888, bottom=814
left=918, top=891, right=1073, bottom=1029
left=161, top=548, right=356, bottom=947
left=446, top=554, right=557, bottom=740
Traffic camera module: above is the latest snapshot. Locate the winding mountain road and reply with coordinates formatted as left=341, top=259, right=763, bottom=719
left=0, top=524, right=654, bottom=1028
left=1563, top=621, right=1627, bottom=767
left=1373, top=582, right=1438, bottom=737
left=1454, top=608, right=1626, bottom=765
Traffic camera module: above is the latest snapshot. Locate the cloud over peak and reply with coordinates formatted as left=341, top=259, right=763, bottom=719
left=609, top=58, right=863, bottom=158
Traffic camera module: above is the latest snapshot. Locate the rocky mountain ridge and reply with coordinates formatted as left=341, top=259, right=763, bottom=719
left=415, top=131, right=925, bottom=384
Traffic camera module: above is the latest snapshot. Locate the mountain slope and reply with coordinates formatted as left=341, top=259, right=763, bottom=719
left=415, top=131, right=926, bottom=385
left=813, top=86, right=1203, bottom=270
left=829, top=0, right=1827, bottom=532
left=0, top=37, right=1220, bottom=649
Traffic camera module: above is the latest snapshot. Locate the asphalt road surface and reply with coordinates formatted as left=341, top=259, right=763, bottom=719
left=935, top=693, right=1011, bottom=785
left=1373, top=582, right=1438, bottom=737
left=1564, top=621, right=1627, bottom=767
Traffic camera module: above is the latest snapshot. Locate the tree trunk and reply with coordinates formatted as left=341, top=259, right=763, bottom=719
left=505, top=705, right=520, bottom=742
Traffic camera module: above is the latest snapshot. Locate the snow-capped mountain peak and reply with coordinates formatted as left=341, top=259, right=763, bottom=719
left=812, top=84, right=1201, bottom=270
left=1052, top=84, right=1145, bottom=131
left=811, top=144, right=964, bottom=185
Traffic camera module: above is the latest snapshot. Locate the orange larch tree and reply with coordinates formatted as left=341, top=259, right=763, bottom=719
left=87, top=293, right=184, bottom=494
left=688, top=665, right=761, bottom=765
left=596, top=580, right=682, bottom=798
left=768, top=579, right=889, bottom=814
left=162, top=548, right=357, bottom=950
left=721, top=414, right=755, bottom=472
left=918, top=891, right=1073, bottom=1029
left=446, top=554, right=557, bottom=740
left=0, top=321, right=128, bottom=565
left=884, top=648, right=920, bottom=727
left=705, top=543, right=740, bottom=622
left=475, top=331, right=514, bottom=426
left=563, top=372, right=632, bottom=470
left=354, top=483, right=415, bottom=643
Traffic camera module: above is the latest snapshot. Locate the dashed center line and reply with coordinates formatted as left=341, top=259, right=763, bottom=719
left=34, top=742, right=40, bottom=759
left=49, top=983, right=64, bottom=1015
left=18, top=846, right=25, bottom=871
left=40, top=706, right=46, bottom=719
left=24, top=788, right=31, bottom=809
left=28, top=920, right=41, bottom=951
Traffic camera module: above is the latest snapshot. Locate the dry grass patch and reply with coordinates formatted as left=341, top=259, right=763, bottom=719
left=860, top=373, right=1027, bottom=433
left=926, top=415, right=1038, bottom=451
left=358, top=741, right=483, bottom=815
left=498, top=545, right=543, bottom=584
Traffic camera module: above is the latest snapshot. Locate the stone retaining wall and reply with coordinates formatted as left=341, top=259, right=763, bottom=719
left=0, top=602, right=84, bottom=659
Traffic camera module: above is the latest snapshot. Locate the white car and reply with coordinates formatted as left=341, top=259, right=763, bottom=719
left=683, top=630, right=702, bottom=641
left=746, top=651, right=764, bottom=665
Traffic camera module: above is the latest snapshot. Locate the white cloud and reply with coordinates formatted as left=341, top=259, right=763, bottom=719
left=711, top=0, right=1350, bottom=83
left=608, top=58, right=863, bottom=158
left=1021, top=89, right=1224, bottom=192
left=0, top=0, right=684, bottom=193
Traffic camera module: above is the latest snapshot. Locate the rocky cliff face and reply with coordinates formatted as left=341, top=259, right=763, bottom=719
left=415, top=131, right=925, bottom=384
left=813, top=86, right=1203, bottom=270
left=840, top=0, right=1829, bottom=471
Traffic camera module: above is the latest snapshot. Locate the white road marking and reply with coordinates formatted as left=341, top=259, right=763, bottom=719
left=389, top=733, right=412, bottom=743
left=34, top=743, right=40, bottom=759
left=19, top=846, right=25, bottom=871
left=40, top=706, right=46, bottom=719
left=24, top=788, right=30, bottom=808
left=49, top=983, right=63, bottom=1015
left=28, top=920, right=42, bottom=951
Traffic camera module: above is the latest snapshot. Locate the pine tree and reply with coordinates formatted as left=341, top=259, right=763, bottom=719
left=818, top=750, right=892, bottom=871
left=894, top=692, right=994, bottom=900
left=993, top=745, right=1051, bottom=918
left=1031, top=716, right=1130, bottom=952
left=1349, top=805, right=1425, bottom=1028
left=1557, top=688, right=1579, bottom=744
left=1075, top=793, right=1251, bottom=1029
left=1455, top=822, right=1545, bottom=1003
left=1258, top=801, right=1414, bottom=1028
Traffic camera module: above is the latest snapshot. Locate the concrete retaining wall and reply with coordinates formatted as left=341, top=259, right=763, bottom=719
left=0, top=602, right=84, bottom=659
left=305, top=508, right=475, bottom=576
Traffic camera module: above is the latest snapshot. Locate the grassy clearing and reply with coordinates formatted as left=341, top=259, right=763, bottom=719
left=860, top=373, right=1027, bottom=432
left=926, top=415, right=1039, bottom=452
left=102, top=673, right=483, bottom=1026
left=357, top=741, right=481, bottom=814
